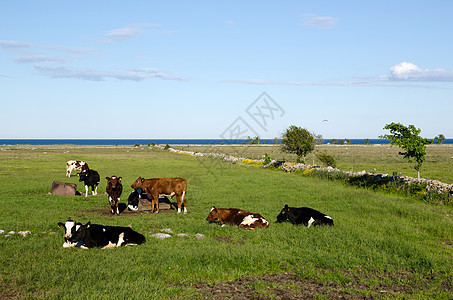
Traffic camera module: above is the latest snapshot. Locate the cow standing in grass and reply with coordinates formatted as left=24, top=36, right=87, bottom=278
left=206, top=206, right=269, bottom=229
left=106, top=176, right=122, bottom=215
left=276, top=205, right=334, bottom=227
left=66, top=160, right=89, bottom=177
left=78, top=169, right=100, bottom=197
left=131, top=177, right=187, bottom=214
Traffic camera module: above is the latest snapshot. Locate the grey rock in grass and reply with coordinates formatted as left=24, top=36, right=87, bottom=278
left=160, top=228, right=173, bottom=234
left=151, top=233, right=172, bottom=239
left=0, top=230, right=4, bottom=234
left=177, top=233, right=190, bottom=237
left=195, top=234, right=205, bottom=239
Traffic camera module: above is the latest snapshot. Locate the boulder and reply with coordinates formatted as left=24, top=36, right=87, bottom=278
left=51, top=181, right=77, bottom=196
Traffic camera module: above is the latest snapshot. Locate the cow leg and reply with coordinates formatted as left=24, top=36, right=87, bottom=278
left=182, top=191, right=187, bottom=214
left=176, top=194, right=182, bottom=213
left=93, top=184, right=98, bottom=196
left=85, top=185, right=89, bottom=197
left=154, top=193, right=159, bottom=214
left=116, top=198, right=120, bottom=215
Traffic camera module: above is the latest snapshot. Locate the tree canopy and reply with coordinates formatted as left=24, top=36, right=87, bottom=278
left=281, top=125, right=315, bottom=162
left=379, top=122, right=432, bottom=179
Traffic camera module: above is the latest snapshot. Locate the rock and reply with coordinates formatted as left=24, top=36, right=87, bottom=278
left=151, top=233, right=172, bottom=239
left=160, top=228, right=173, bottom=234
left=177, top=233, right=190, bottom=237
left=195, top=234, right=205, bottom=239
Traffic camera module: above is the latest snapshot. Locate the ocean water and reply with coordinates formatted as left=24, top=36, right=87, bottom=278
left=0, top=138, right=452, bottom=145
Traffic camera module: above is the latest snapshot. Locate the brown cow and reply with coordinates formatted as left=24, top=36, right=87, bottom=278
left=206, top=206, right=269, bottom=229
left=106, top=176, right=122, bottom=215
left=131, top=177, right=187, bottom=214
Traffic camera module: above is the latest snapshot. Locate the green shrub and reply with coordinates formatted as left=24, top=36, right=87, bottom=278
left=164, top=144, right=170, bottom=150
left=315, top=151, right=337, bottom=168
left=263, top=153, right=272, bottom=165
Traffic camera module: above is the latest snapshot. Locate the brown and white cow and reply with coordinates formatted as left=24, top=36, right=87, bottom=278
left=106, top=176, right=122, bottom=215
left=131, top=177, right=187, bottom=214
left=66, top=160, right=89, bottom=177
left=206, top=206, right=269, bottom=229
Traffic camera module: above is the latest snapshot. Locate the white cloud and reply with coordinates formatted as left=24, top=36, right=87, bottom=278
left=34, top=65, right=187, bottom=82
left=388, top=62, right=453, bottom=82
left=0, top=40, right=31, bottom=49
left=12, top=55, right=79, bottom=64
left=97, top=22, right=173, bottom=43
left=302, top=14, right=338, bottom=29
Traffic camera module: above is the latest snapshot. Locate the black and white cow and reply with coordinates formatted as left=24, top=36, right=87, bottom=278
left=58, top=220, right=145, bottom=249
left=57, top=220, right=84, bottom=248
left=78, top=169, right=100, bottom=197
left=66, top=160, right=89, bottom=177
left=276, top=205, right=334, bottom=227
left=127, top=189, right=141, bottom=211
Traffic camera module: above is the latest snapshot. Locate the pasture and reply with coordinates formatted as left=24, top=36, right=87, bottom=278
left=0, top=144, right=452, bottom=299
left=172, top=144, right=453, bottom=184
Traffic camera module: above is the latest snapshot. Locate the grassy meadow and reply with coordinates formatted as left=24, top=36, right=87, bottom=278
left=172, top=144, right=453, bottom=184
left=0, top=144, right=452, bottom=299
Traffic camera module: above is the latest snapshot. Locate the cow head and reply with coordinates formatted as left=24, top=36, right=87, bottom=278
left=78, top=170, right=88, bottom=182
left=206, top=206, right=220, bottom=222
left=276, top=204, right=290, bottom=223
left=131, top=177, right=145, bottom=189
left=106, top=176, right=122, bottom=189
left=58, top=220, right=82, bottom=247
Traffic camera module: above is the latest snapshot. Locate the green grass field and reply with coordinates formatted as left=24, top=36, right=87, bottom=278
left=0, top=145, right=452, bottom=299
left=172, top=144, right=453, bottom=184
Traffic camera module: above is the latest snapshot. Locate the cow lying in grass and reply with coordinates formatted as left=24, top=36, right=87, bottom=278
left=276, top=205, right=334, bottom=227
left=58, top=220, right=145, bottom=249
left=206, top=206, right=269, bottom=229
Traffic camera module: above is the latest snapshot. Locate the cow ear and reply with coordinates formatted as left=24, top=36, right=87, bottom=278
left=105, top=177, right=110, bottom=181
left=118, top=177, right=122, bottom=183
left=284, top=204, right=289, bottom=210
left=141, top=178, right=145, bottom=183
left=212, top=206, right=217, bottom=212
left=86, top=221, right=91, bottom=228
left=58, top=222, right=64, bottom=228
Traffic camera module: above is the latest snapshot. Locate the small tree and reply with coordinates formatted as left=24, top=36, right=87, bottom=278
left=433, top=134, right=445, bottom=144
left=379, top=122, right=432, bottom=180
left=364, top=138, right=370, bottom=145
left=281, top=125, right=315, bottom=163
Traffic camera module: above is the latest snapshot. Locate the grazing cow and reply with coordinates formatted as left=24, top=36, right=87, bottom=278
left=58, top=220, right=145, bottom=249
left=206, top=206, right=269, bottom=229
left=106, top=176, right=122, bottom=215
left=66, top=160, right=89, bottom=177
left=78, top=169, right=100, bottom=197
left=131, top=177, right=187, bottom=214
left=276, top=205, right=334, bottom=227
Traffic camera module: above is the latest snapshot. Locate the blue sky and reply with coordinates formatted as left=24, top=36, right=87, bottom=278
left=1, top=1, right=452, bottom=139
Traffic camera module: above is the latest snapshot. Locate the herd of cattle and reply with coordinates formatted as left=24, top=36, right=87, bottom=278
left=60, top=160, right=334, bottom=249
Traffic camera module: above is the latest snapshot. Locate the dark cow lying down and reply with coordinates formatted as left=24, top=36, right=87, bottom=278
left=206, top=206, right=269, bottom=229
left=58, top=220, right=145, bottom=249
left=276, top=205, right=334, bottom=227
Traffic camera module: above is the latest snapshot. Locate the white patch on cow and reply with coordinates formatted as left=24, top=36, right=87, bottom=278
left=221, top=224, right=226, bottom=227
left=93, top=186, right=98, bottom=195
left=241, top=215, right=260, bottom=227
left=111, top=176, right=116, bottom=179
left=184, top=207, right=187, bottom=214
left=307, top=217, right=315, bottom=228
left=85, top=185, right=89, bottom=197
left=128, top=204, right=138, bottom=211
left=63, top=241, right=76, bottom=248
left=102, top=242, right=116, bottom=249
left=177, top=208, right=181, bottom=213
left=102, top=228, right=106, bottom=232
left=64, top=221, right=76, bottom=238
left=117, top=232, right=125, bottom=247
left=262, top=219, right=269, bottom=225
left=210, top=207, right=215, bottom=212
left=80, top=245, right=89, bottom=249
left=325, top=215, right=332, bottom=220
left=109, top=196, right=112, bottom=201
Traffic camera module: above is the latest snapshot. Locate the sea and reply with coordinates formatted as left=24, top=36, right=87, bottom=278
left=0, top=139, right=452, bottom=145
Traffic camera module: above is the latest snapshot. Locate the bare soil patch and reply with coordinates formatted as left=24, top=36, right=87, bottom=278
left=196, top=268, right=452, bottom=299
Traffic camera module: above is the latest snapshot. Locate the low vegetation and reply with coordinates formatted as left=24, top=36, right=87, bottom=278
left=0, top=145, right=452, bottom=298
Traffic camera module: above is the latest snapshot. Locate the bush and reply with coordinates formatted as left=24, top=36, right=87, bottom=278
left=315, top=151, right=337, bottom=168
left=164, top=144, right=170, bottom=150
left=263, top=153, right=272, bottom=165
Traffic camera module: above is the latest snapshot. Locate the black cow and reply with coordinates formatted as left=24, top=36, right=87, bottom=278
left=58, top=220, right=145, bottom=249
left=127, top=189, right=147, bottom=211
left=78, top=169, right=100, bottom=197
left=276, top=205, right=334, bottom=227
